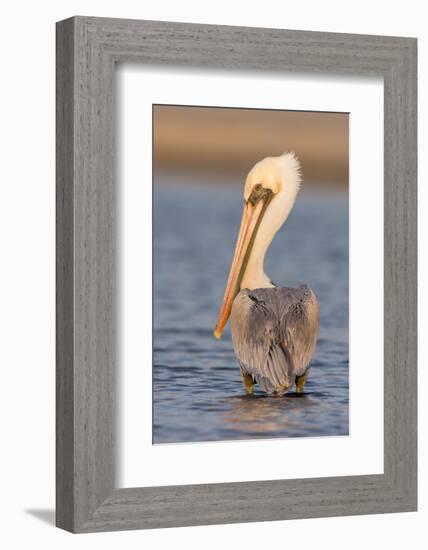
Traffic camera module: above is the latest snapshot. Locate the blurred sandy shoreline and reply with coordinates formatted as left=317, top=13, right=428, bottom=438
left=154, top=105, right=349, bottom=188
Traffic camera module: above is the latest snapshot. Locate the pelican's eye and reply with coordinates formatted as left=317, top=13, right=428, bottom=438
left=247, top=184, right=272, bottom=206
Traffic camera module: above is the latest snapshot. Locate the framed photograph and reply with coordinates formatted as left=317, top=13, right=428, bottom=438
left=56, top=16, right=417, bottom=532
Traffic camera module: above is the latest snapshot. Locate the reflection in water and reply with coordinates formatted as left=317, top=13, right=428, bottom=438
left=153, top=182, right=349, bottom=443
left=223, top=394, right=313, bottom=436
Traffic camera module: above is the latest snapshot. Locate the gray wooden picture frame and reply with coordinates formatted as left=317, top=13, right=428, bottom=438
left=56, top=16, right=417, bottom=533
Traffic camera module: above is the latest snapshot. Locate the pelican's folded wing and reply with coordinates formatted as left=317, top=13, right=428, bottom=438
left=277, top=285, right=319, bottom=377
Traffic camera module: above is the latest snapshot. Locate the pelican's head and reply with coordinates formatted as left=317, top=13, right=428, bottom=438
left=214, top=152, right=301, bottom=339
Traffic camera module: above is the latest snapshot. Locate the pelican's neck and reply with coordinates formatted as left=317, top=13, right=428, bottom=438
left=240, top=188, right=298, bottom=290
left=240, top=239, right=274, bottom=290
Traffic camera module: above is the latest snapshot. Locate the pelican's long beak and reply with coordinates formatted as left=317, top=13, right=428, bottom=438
left=214, top=186, right=273, bottom=339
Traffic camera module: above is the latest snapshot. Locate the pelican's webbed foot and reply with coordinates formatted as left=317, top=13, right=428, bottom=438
left=241, top=371, right=254, bottom=395
left=295, top=369, right=310, bottom=393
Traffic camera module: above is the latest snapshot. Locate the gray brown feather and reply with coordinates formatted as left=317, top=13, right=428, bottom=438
left=230, top=285, right=318, bottom=395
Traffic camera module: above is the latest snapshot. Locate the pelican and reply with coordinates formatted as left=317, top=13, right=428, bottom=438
left=214, top=153, right=319, bottom=396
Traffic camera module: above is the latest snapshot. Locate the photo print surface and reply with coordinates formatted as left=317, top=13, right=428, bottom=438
left=152, top=105, right=349, bottom=444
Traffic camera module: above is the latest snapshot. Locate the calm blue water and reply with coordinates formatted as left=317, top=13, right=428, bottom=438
left=153, top=181, right=349, bottom=443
